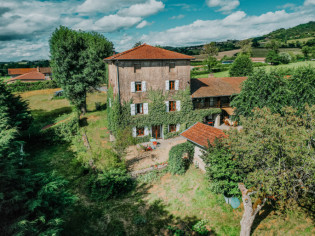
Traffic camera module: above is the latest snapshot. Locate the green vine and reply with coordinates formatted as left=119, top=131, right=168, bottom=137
left=107, top=87, right=221, bottom=138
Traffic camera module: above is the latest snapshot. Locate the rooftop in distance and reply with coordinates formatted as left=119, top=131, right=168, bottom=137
left=105, top=44, right=195, bottom=61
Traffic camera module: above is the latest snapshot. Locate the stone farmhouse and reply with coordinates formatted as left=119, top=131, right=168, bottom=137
left=105, top=44, right=245, bottom=139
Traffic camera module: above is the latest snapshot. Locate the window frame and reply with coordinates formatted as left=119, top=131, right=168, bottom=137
left=137, top=127, right=144, bottom=136
left=169, top=124, right=176, bottom=132
left=169, top=101, right=176, bottom=112
left=135, top=81, right=142, bottom=92
left=169, top=80, right=175, bottom=90
left=136, top=103, right=143, bottom=114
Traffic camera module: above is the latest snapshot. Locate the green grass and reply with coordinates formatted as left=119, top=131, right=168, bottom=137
left=0, top=76, right=11, bottom=82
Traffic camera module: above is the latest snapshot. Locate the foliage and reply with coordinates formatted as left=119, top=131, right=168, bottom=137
left=6, top=80, right=58, bottom=92
left=302, top=46, right=312, bottom=59
left=88, top=168, right=134, bottom=200
left=202, top=42, right=219, bottom=56
left=229, top=54, right=253, bottom=77
left=0, top=82, right=32, bottom=131
left=168, top=142, right=194, bottom=175
left=231, top=67, right=315, bottom=119
left=236, top=39, right=252, bottom=56
left=107, top=87, right=221, bottom=137
left=266, top=50, right=281, bottom=65
left=265, top=40, right=281, bottom=53
left=279, top=52, right=291, bottom=64
left=203, top=56, right=218, bottom=72
left=133, top=41, right=144, bottom=48
left=192, top=219, right=209, bottom=235
left=226, top=106, right=315, bottom=208
left=50, top=26, right=113, bottom=114
left=202, top=140, right=243, bottom=197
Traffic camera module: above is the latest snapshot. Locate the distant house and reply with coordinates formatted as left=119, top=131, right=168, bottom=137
left=7, top=67, right=52, bottom=84
left=181, top=122, right=227, bottom=172
left=191, top=77, right=247, bottom=127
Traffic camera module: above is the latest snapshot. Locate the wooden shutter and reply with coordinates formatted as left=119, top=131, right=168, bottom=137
left=176, top=124, right=180, bottom=132
left=165, top=101, right=169, bottom=112
left=142, top=81, right=146, bottom=92
left=176, top=100, right=181, bottom=111
left=131, top=82, right=135, bottom=93
left=130, top=104, right=135, bottom=116
left=143, top=103, right=148, bottom=114
left=108, top=98, right=111, bottom=108
left=165, top=80, right=169, bottom=91
left=175, top=80, right=179, bottom=90
left=132, top=127, right=137, bottom=137
left=144, top=127, right=149, bottom=136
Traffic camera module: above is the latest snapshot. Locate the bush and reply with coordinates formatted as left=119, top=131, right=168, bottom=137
left=168, top=142, right=194, bottom=175
left=7, top=80, right=58, bottom=92
left=192, top=220, right=209, bottom=235
left=88, top=168, right=134, bottom=200
left=279, top=52, right=291, bottom=64
left=229, top=54, right=253, bottom=76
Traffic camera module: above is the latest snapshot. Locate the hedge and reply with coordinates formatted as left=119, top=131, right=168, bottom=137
left=168, top=142, right=195, bottom=175
left=7, top=80, right=58, bottom=92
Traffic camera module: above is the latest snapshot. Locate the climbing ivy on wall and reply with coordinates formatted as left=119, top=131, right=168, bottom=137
left=107, top=87, right=221, bottom=138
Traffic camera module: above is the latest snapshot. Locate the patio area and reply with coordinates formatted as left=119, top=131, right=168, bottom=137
left=125, top=136, right=186, bottom=171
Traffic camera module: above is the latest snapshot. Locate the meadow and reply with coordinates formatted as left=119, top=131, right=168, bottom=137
left=19, top=88, right=315, bottom=235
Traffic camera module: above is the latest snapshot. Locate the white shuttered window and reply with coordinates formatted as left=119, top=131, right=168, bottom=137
left=165, top=101, right=169, bottom=112
left=165, top=80, right=169, bottom=91
left=142, top=81, right=146, bottom=92
left=130, top=104, right=136, bottom=116
left=132, top=127, right=137, bottom=137
left=143, top=103, right=149, bottom=114
left=176, top=100, right=181, bottom=111
left=175, top=80, right=179, bottom=90
left=131, top=82, right=135, bottom=93
left=176, top=124, right=180, bottom=132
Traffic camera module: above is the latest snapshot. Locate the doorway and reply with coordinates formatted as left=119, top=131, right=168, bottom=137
left=152, top=125, right=162, bottom=139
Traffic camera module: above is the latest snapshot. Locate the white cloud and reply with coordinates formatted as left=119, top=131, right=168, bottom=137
left=94, top=15, right=142, bottom=32
left=136, top=20, right=153, bottom=28
left=170, top=14, right=185, bottom=20
left=304, top=0, right=315, bottom=5
left=140, top=8, right=314, bottom=48
left=77, top=0, right=145, bottom=13
left=206, top=0, right=240, bottom=13
left=117, top=0, right=164, bottom=17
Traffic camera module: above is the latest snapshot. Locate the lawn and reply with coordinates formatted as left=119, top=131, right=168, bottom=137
left=192, top=61, right=315, bottom=78
left=22, top=88, right=314, bottom=235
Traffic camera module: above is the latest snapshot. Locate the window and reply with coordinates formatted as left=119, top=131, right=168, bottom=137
left=169, top=80, right=175, bottom=90
left=137, top=127, right=144, bottom=136
left=136, top=103, right=143, bottom=114
left=134, top=63, right=141, bottom=73
left=169, top=101, right=176, bottom=112
left=169, top=124, right=176, bottom=132
left=135, top=82, right=142, bottom=92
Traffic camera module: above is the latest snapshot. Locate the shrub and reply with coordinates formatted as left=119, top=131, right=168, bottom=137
left=229, top=54, right=253, bottom=76
left=192, top=220, right=209, bottom=235
left=279, top=52, right=291, bottom=64
left=168, top=142, right=194, bottom=175
left=7, top=80, right=58, bottom=92
left=88, top=168, right=134, bottom=200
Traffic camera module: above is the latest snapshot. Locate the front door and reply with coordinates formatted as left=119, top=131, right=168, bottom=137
left=152, top=125, right=162, bottom=139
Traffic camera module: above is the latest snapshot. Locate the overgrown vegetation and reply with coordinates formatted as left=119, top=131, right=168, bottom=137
left=6, top=80, right=58, bottom=92
left=168, top=142, right=194, bottom=175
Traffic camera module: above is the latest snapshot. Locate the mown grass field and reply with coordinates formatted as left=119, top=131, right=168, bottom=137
left=21, top=89, right=314, bottom=235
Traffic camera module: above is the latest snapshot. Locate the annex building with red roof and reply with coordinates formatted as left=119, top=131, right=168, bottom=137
left=7, top=67, right=52, bottom=84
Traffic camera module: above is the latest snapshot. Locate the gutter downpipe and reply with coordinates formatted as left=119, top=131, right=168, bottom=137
left=116, top=60, right=121, bottom=103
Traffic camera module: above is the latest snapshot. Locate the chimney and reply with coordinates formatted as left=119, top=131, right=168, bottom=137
left=37, top=66, right=39, bottom=72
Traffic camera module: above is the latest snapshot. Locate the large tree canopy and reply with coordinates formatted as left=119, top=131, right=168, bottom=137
left=49, top=26, right=113, bottom=114
left=231, top=67, right=315, bottom=119
left=229, top=54, right=253, bottom=77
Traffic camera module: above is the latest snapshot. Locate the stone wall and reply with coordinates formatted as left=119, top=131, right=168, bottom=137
left=108, top=59, right=191, bottom=103
left=193, top=145, right=207, bottom=172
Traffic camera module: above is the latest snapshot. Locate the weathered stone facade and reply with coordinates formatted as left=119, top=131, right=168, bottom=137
left=108, top=59, right=191, bottom=103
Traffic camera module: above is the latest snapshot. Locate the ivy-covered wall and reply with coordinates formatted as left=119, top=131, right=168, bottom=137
left=107, top=87, right=221, bottom=138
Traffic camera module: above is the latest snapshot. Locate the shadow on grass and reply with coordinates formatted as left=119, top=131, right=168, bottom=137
left=251, top=204, right=274, bottom=235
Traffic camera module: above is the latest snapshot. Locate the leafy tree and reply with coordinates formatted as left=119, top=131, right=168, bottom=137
left=231, top=69, right=290, bottom=119
left=226, top=106, right=314, bottom=236
left=265, top=50, right=281, bottom=65
left=202, top=140, right=243, bottom=197
left=229, top=54, right=253, bottom=77
left=302, top=46, right=311, bottom=59
left=237, top=39, right=252, bottom=56
left=133, top=41, right=144, bottom=48
left=50, top=26, right=113, bottom=114
left=278, top=52, right=291, bottom=64
left=203, top=56, right=218, bottom=72
left=265, top=40, right=281, bottom=53
left=202, top=42, right=218, bottom=57
left=0, top=83, right=32, bottom=131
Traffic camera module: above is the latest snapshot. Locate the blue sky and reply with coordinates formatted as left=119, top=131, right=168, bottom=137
left=0, top=0, right=314, bottom=61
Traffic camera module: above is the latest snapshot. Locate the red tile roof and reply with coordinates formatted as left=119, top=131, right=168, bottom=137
left=191, top=77, right=247, bottom=98
left=7, top=71, right=45, bottom=82
left=8, top=68, right=37, bottom=75
left=38, top=67, right=52, bottom=74
left=105, top=44, right=195, bottom=60
left=181, top=122, right=227, bottom=148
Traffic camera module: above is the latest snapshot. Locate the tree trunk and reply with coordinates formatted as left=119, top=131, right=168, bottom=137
left=238, top=183, right=266, bottom=236
left=80, top=99, right=87, bottom=115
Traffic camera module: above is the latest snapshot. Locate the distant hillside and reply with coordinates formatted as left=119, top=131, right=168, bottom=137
left=257, top=21, right=315, bottom=41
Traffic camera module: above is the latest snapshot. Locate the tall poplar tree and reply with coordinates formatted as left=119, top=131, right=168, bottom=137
left=50, top=26, right=113, bottom=114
